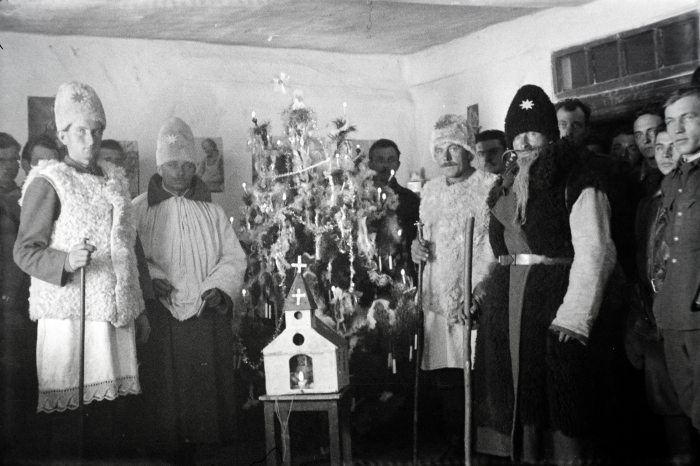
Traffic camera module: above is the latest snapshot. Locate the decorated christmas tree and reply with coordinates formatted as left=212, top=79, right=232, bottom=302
left=234, top=90, right=420, bottom=379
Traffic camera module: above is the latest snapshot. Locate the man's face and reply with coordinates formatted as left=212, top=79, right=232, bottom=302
left=368, top=146, right=400, bottom=186
left=158, top=160, right=196, bottom=194
left=512, top=131, right=549, bottom=151
left=610, top=133, right=641, bottom=166
left=0, top=147, right=19, bottom=186
left=98, top=147, right=125, bottom=165
left=633, top=113, right=663, bottom=167
left=58, top=117, right=104, bottom=164
left=475, top=139, right=505, bottom=174
left=434, top=144, right=471, bottom=179
left=653, top=131, right=681, bottom=176
left=665, top=94, right=700, bottom=156
left=557, top=107, right=588, bottom=147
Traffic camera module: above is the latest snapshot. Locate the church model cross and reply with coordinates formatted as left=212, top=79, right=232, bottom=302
left=292, top=288, right=306, bottom=306
left=292, top=255, right=307, bottom=274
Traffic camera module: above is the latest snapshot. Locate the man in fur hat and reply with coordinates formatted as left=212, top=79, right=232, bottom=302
left=411, top=114, right=497, bottom=452
left=132, top=117, right=246, bottom=461
left=13, top=81, right=151, bottom=458
left=473, top=85, right=617, bottom=464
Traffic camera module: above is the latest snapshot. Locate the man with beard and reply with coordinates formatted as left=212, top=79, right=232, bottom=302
left=473, top=85, right=617, bottom=465
left=411, top=114, right=497, bottom=456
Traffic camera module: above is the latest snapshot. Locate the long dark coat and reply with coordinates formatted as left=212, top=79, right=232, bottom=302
left=473, top=145, right=622, bottom=461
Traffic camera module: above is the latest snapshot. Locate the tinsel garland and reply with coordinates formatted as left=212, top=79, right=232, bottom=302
left=235, top=91, right=419, bottom=373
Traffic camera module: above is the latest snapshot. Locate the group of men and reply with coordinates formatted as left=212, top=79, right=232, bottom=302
left=0, top=81, right=246, bottom=463
left=390, top=79, right=700, bottom=465
left=1, top=74, right=699, bottom=465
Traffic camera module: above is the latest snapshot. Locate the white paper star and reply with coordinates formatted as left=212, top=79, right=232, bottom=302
left=273, top=72, right=290, bottom=94
left=520, top=99, right=534, bottom=110
left=165, top=134, right=177, bottom=145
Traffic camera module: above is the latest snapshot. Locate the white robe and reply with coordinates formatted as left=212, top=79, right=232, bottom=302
left=419, top=171, right=498, bottom=370
left=132, top=193, right=246, bottom=320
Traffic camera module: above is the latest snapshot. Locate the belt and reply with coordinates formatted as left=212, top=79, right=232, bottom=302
left=498, top=254, right=573, bottom=266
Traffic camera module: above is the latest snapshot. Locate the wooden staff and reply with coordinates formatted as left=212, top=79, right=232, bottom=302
left=462, top=217, right=475, bottom=466
left=78, top=238, right=88, bottom=457
left=413, top=221, right=424, bottom=466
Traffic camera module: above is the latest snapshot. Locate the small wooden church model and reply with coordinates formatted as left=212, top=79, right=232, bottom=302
left=262, top=270, right=349, bottom=395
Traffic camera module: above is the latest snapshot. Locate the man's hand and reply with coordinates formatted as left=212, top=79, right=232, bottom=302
left=65, top=241, right=96, bottom=272
left=153, top=278, right=174, bottom=304
left=201, top=288, right=223, bottom=309
left=135, top=313, right=151, bottom=345
left=557, top=330, right=572, bottom=343
left=411, top=239, right=430, bottom=264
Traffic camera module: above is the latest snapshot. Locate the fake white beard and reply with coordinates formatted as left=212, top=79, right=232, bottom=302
left=512, top=149, right=542, bottom=226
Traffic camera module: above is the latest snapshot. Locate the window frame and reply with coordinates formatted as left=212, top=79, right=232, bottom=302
left=552, top=11, right=699, bottom=98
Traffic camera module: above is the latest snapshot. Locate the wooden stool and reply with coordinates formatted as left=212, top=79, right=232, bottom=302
left=260, top=386, right=352, bottom=466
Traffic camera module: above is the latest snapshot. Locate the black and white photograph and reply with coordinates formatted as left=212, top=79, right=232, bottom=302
left=1, top=1, right=700, bottom=465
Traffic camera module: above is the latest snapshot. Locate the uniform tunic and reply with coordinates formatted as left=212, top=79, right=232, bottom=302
left=474, top=150, right=617, bottom=463
left=655, top=153, right=700, bottom=430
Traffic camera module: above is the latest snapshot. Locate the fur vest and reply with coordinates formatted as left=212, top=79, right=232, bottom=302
left=21, top=160, right=144, bottom=326
left=420, top=170, right=497, bottom=320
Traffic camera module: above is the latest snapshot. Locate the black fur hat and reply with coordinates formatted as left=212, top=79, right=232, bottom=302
left=504, top=84, right=558, bottom=149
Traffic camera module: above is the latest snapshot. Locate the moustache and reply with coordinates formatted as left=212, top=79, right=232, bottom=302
left=440, top=162, right=458, bottom=168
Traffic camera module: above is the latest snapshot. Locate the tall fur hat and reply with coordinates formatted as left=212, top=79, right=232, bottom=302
left=54, top=82, right=106, bottom=131
left=430, top=114, right=475, bottom=160
left=504, top=84, right=558, bottom=149
left=156, top=117, right=202, bottom=167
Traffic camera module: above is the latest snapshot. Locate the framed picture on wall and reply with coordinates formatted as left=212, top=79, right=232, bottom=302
left=27, top=96, right=57, bottom=141
left=195, top=137, right=225, bottom=193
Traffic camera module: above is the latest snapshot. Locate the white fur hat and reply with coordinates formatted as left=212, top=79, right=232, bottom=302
left=155, top=117, right=202, bottom=167
left=54, top=82, right=106, bottom=131
left=430, top=114, right=475, bottom=160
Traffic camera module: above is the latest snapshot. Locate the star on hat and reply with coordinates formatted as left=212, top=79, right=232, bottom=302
left=164, top=134, right=177, bottom=145
left=71, top=90, right=87, bottom=103
left=520, top=99, right=534, bottom=110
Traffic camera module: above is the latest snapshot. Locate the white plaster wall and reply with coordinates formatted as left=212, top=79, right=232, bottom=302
left=0, top=32, right=415, bottom=216
left=403, top=0, right=700, bottom=180
left=1, top=0, right=697, bottom=199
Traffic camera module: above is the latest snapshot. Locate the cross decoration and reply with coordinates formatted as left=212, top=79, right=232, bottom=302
left=292, top=288, right=306, bottom=306
left=292, top=255, right=307, bottom=274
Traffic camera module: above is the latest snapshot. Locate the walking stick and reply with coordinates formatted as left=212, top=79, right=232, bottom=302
left=78, top=238, right=88, bottom=458
left=462, top=217, right=475, bottom=466
left=413, top=221, right=424, bottom=466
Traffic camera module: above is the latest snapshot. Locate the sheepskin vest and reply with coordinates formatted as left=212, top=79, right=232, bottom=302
left=22, top=160, right=143, bottom=327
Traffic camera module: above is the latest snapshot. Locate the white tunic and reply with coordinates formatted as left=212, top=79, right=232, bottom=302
left=132, top=193, right=246, bottom=320
left=419, top=171, right=497, bottom=370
